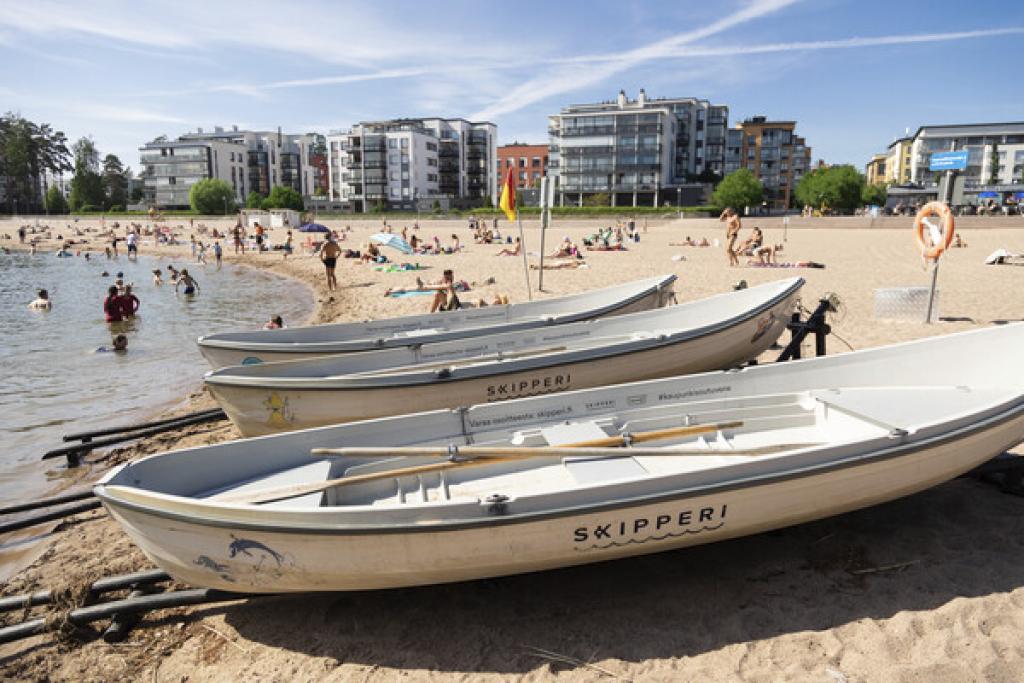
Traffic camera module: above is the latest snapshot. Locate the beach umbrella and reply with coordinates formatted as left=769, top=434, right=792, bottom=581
left=299, top=222, right=329, bottom=233
left=371, top=233, right=413, bottom=255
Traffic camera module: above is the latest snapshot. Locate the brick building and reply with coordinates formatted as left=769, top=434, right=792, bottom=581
left=497, top=143, right=549, bottom=189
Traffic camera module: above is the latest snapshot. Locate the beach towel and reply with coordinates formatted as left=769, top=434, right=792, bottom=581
left=747, top=261, right=825, bottom=269
left=387, top=283, right=470, bottom=298
left=375, top=263, right=424, bottom=273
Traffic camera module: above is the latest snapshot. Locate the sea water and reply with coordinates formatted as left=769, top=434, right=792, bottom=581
left=0, top=250, right=313, bottom=510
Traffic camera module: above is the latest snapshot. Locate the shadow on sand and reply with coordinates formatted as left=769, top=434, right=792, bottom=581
left=223, top=477, right=1024, bottom=674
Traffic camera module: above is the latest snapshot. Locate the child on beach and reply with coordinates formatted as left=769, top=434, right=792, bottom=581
left=196, top=241, right=207, bottom=264
left=213, top=241, right=223, bottom=267
left=152, top=269, right=163, bottom=285
left=96, top=334, right=128, bottom=353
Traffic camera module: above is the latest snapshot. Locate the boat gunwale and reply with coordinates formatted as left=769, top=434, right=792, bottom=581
left=94, top=393, right=1024, bottom=535
left=203, top=278, right=804, bottom=390
left=197, top=274, right=678, bottom=353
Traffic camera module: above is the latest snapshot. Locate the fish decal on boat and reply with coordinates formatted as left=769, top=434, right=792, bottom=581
left=263, top=392, right=294, bottom=428
left=573, top=503, right=728, bottom=551
left=193, top=555, right=235, bottom=582
left=228, top=534, right=287, bottom=569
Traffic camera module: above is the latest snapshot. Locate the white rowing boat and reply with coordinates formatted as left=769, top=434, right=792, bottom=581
left=95, top=323, right=1024, bottom=593
left=204, top=278, right=804, bottom=436
left=197, top=275, right=677, bottom=369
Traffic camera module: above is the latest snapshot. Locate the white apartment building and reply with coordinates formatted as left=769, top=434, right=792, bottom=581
left=326, top=118, right=497, bottom=213
left=139, top=126, right=318, bottom=209
left=909, top=122, right=1024, bottom=190
left=548, top=90, right=728, bottom=207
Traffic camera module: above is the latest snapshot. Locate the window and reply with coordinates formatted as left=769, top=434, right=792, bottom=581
left=520, top=157, right=527, bottom=167
left=168, top=177, right=176, bottom=185
left=388, top=139, right=397, bottom=149
left=389, top=170, right=397, bottom=180
left=532, top=156, right=541, bottom=167
left=402, top=171, right=409, bottom=180
left=427, top=158, right=437, bottom=167
left=389, top=154, right=398, bottom=164
left=401, top=139, right=409, bottom=149
left=519, top=172, right=526, bottom=181
left=426, top=142, right=437, bottom=151
left=427, top=173, right=437, bottom=182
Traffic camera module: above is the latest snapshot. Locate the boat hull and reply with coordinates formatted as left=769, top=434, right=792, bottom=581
left=198, top=278, right=675, bottom=369
left=99, top=407, right=1024, bottom=592
left=208, top=290, right=798, bottom=436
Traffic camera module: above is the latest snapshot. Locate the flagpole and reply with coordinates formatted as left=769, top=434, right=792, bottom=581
left=517, top=211, right=532, bottom=300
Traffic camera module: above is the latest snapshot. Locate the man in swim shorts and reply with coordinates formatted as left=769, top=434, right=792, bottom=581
left=320, top=234, right=342, bottom=291
left=175, top=269, right=200, bottom=296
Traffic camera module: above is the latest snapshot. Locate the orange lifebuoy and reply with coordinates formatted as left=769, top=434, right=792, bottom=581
left=914, top=201, right=955, bottom=261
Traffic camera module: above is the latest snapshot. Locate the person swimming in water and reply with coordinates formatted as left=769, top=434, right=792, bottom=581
left=175, top=269, right=200, bottom=296
left=96, top=334, right=128, bottom=353
left=28, top=288, right=52, bottom=310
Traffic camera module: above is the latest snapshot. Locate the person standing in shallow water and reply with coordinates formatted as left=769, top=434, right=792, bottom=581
left=320, top=234, right=342, bottom=292
left=28, top=288, right=51, bottom=310
left=175, top=269, right=200, bottom=297
left=103, top=285, right=123, bottom=322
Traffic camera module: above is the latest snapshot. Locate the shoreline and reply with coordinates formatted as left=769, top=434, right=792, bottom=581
left=1, top=216, right=1023, bottom=680
left=0, top=237, right=324, bottom=584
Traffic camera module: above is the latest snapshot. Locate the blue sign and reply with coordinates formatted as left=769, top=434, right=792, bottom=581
left=929, top=151, right=968, bottom=171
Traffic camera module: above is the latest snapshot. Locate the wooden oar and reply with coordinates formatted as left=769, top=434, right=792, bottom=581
left=358, top=345, right=568, bottom=376
left=311, top=421, right=744, bottom=458
left=221, top=421, right=742, bottom=506
left=314, top=443, right=817, bottom=460
left=215, top=455, right=524, bottom=506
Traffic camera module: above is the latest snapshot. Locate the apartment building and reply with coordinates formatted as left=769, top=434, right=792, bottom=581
left=725, top=116, right=812, bottom=209
left=139, top=126, right=318, bottom=209
left=908, top=122, right=1024, bottom=188
left=497, top=143, right=549, bottom=189
left=865, top=154, right=887, bottom=185
left=325, top=118, right=497, bottom=212
left=548, top=90, right=728, bottom=207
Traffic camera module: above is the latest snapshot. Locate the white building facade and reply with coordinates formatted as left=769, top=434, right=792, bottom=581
left=326, top=118, right=497, bottom=213
left=909, top=122, right=1024, bottom=191
left=139, top=126, right=318, bottom=209
left=548, top=90, right=728, bottom=207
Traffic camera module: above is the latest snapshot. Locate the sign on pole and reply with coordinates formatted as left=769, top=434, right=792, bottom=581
left=928, top=151, right=968, bottom=172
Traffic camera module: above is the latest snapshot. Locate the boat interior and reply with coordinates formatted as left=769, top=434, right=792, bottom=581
left=186, top=384, right=1001, bottom=513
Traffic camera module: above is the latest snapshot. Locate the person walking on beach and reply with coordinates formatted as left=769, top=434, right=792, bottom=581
left=320, top=234, right=342, bottom=292
left=28, top=288, right=51, bottom=310
left=232, top=223, right=245, bottom=254
left=283, top=231, right=293, bottom=260
left=213, top=240, right=223, bottom=268
left=126, top=231, right=138, bottom=260
left=196, top=241, right=207, bottom=265
left=175, top=269, right=200, bottom=297
left=103, top=285, right=123, bottom=322
left=720, top=208, right=741, bottom=267
left=254, top=223, right=265, bottom=252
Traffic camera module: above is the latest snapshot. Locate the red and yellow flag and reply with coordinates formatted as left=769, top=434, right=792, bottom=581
left=499, top=166, right=516, bottom=222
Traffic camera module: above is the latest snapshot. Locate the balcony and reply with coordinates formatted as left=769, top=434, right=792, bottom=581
left=561, top=125, right=615, bottom=136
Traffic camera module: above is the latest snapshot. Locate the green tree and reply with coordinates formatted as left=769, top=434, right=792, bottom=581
left=245, top=191, right=265, bottom=209
left=261, top=185, right=304, bottom=211
left=189, top=178, right=236, bottom=214
left=583, top=192, right=610, bottom=207
left=794, top=165, right=865, bottom=212
left=862, top=182, right=887, bottom=206
left=44, top=185, right=68, bottom=214
left=102, top=153, right=128, bottom=209
left=0, top=113, right=72, bottom=213
left=68, top=136, right=105, bottom=211
left=711, top=168, right=763, bottom=211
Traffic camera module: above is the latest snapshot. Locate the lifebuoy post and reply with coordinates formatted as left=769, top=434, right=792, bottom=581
left=920, top=148, right=967, bottom=323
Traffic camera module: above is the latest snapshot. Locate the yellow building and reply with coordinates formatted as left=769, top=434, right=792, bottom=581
left=884, top=136, right=913, bottom=184
left=865, top=153, right=887, bottom=185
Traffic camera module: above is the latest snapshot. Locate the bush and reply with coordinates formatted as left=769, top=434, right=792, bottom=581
left=189, top=178, right=236, bottom=214
left=245, top=191, right=264, bottom=209
left=79, top=204, right=99, bottom=212
left=711, top=169, right=763, bottom=212
left=108, top=204, right=125, bottom=212
left=261, top=185, right=304, bottom=211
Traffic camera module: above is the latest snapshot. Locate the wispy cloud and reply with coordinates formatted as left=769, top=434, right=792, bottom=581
left=469, top=0, right=800, bottom=120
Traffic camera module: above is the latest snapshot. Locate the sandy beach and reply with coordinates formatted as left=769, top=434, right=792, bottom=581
left=1, top=213, right=1023, bottom=681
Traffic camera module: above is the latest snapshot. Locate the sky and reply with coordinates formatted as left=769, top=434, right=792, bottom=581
left=1, top=0, right=1022, bottom=173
